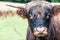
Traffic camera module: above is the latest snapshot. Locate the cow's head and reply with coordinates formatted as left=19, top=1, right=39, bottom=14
left=17, top=1, right=52, bottom=37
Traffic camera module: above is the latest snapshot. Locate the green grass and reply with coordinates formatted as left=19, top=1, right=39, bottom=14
left=0, top=14, right=28, bottom=40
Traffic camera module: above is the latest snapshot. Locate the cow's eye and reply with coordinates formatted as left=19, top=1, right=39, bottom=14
left=29, top=14, right=33, bottom=19
left=46, top=15, right=50, bottom=19
left=45, top=12, right=50, bottom=19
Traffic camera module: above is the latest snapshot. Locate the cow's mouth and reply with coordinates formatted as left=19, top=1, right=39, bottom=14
left=34, top=31, right=48, bottom=37
left=33, top=27, right=48, bottom=37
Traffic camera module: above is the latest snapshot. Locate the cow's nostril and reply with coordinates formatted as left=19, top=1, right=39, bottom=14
left=36, top=28, right=39, bottom=32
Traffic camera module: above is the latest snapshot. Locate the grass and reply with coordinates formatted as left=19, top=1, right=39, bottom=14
left=0, top=14, right=28, bottom=40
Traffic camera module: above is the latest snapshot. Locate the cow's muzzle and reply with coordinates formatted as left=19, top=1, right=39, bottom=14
left=33, top=26, right=48, bottom=37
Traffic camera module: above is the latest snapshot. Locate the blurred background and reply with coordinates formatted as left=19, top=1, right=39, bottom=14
left=0, top=0, right=60, bottom=3
left=0, top=0, right=59, bottom=40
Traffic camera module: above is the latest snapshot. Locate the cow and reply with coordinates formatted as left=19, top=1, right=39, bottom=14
left=52, top=5, right=60, bottom=40
left=6, top=1, right=56, bottom=40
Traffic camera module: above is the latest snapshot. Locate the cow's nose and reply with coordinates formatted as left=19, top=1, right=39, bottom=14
left=34, top=27, right=48, bottom=37
left=36, top=27, right=46, bottom=34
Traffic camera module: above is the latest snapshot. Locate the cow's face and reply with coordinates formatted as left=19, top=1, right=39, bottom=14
left=28, top=5, right=51, bottom=37
left=17, top=1, right=52, bottom=37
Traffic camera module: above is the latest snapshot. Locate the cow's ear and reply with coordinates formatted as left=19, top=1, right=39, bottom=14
left=17, top=8, right=28, bottom=18
left=52, top=5, right=60, bottom=17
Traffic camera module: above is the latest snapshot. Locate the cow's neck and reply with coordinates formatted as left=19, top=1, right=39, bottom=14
left=52, top=14, right=60, bottom=40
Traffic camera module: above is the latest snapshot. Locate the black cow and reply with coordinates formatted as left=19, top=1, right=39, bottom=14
left=6, top=1, right=56, bottom=40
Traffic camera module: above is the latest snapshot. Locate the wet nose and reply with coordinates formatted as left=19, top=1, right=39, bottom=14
left=36, top=27, right=46, bottom=34
left=34, top=26, right=48, bottom=37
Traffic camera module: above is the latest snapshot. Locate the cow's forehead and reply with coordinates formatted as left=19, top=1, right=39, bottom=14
left=26, top=1, right=52, bottom=12
left=28, top=4, right=51, bottom=16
